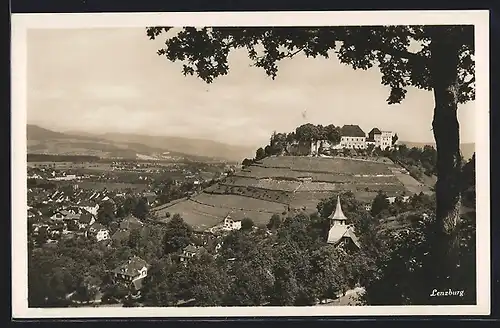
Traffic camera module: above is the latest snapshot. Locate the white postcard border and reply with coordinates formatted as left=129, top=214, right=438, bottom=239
left=11, top=10, right=490, bottom=318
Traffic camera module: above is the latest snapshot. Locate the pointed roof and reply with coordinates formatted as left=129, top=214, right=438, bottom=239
left=328, top=196, right=347, bottom=221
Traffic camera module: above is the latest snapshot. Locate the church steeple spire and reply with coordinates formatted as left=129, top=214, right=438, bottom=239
left=329, top=195, right=347, bottom=224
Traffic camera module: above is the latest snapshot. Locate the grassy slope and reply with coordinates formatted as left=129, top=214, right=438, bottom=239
left=153, top=156, right=422, bottom=230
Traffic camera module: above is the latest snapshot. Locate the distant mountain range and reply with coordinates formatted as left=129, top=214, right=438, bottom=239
left=27, top=124, right=254, bottom=162
left=400, top=141, right=475, bottom=160
left=26, top=124, right=475, bottom=163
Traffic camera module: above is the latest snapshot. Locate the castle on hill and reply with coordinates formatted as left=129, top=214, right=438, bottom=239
left=306, top=125, right=396, bottom=156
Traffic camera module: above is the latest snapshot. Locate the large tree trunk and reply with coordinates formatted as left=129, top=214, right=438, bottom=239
left=427, top=27, right=463, bottom=304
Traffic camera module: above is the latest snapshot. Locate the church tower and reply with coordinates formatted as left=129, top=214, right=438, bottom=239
left=328, top=195, right=347, bottom=226
left=327, top=195, right=349, bottom=245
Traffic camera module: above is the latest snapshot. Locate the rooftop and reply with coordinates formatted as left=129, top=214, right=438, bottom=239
left=79, top=212, right=94, bottom=224
left=112, top=256, right=148, bottom=277
left=328, top=196, right=348, bottom=221
left=327, top=224, right=360, bottom=248
left=120, top=215, right=144, bottom=229
left=89, top=222, right=107, bottom=231
left=341, top=125, right=366, bottom=138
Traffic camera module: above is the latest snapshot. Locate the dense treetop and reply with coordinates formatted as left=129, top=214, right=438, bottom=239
left=146, top=26, right=474, bottom=104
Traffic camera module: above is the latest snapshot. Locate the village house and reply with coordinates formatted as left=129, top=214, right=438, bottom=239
left=326, top=196, right=361, bottom=251
left=120, top=214, right=144, bottom=230
left=88, top=222, right=110, bottom=242
left=179, top=244, right=208, bottom=263
left=49, top=221, right=67, bottom=238
left=78, top=212, right=96, bottom=230
left=386, top=196, right=410, bottom=204
left=222, top=215, right=241, bottom=231
left=141, top=192, right=157, bottom=205
left=76, top=201, right=99, bottom=216
left=50, top=210, right=68, bottom=222
left=111, top=228, right=131, bottom=246
left=32, top=217, right=51, bottom=234
left=111, top=256, right=149, bottom=291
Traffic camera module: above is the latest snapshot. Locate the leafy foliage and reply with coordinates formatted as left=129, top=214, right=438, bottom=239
left=240, top=217, right=254, bottom=231
left=146, top=26, right=474, bottom=104
left=163, top=214, right=194, bottom=254
left=97, top=201, right=116, bottom=226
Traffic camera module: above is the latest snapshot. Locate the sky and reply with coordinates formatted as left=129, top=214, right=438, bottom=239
left=27, top=28, right=476, bottom=148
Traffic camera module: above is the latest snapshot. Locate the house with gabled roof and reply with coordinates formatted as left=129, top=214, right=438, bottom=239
left=340, top=125, right=367, bottom=149
left=74, top=199, right=99, bottom=216
left=111, top=256, right=149, bottom=291
left=367, top=127, right=395, bottom=150
left=326, top=196, right=361, bottom=251
left=179, top=244, right=208, bottom=263
left=78, top=212, right=96, bottom=230
left=88, top=222, right=110, bottom=242
left=111, top=228, right=131, bottom=245
left=119, top=214, right=144, bottom=230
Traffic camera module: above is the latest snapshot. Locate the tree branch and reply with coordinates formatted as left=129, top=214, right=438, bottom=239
left=285, top=47, right=306, bottom=59
left=375, top=44, right=429, bottom=64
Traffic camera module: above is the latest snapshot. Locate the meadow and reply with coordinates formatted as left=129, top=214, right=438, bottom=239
left=152, top=156, right=418, bottom=231
left=155, top=197, right=281, bottom=230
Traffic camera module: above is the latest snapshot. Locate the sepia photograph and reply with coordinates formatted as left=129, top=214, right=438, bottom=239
left=11, top=10, right=490, bottom=318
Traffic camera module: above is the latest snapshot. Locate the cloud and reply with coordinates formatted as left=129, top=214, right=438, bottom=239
left=26, top=28, right=476, bottom=146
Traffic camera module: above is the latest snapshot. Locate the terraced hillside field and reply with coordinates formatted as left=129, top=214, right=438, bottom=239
left=256, top=156, right=395, bottom=175
left=153, top=156, right=423, bottom=231
left=153, top=196, right=286, bottom=231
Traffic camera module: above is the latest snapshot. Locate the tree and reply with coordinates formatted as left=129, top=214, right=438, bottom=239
left=295, top=123, right=320, bottom=142
left=366, top=143, right=376, bottom=155
left=241, top=218, right=254, bottom=231
left=267, top=214, right=282, bottom=230
left=242, top=158, right=254, bottom=167
left=133, top=197, right=149, bottom=220
left=128, top=228, right=142, bottom=250
left=184, top=255, right=228, bottom=306
left=97, top=201, right=116, bottom=226
left=118, top=196, right=138, bottom=218
left=392, top=133, right=399, bottom=146
left=269, top=131, right=288, bottom=154
left=146, top=25, right=474, bottom=296
left=324, top=124, right=341, bottom=144
left=371, top=192, right=390, bottom=217
left=163, top=214, right=194, bottom=254
left=264, top=145, right=272, bottom=157
left=224, top=242, right=274, bottom=306
left=255, top=147, right=266, bottom=161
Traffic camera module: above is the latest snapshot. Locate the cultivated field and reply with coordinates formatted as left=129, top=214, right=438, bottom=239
left=393, top=171, right=433, bottom=195
left=152, top=156, right=423, bottom=231
left=155, top=197, right=282, bottom=230
left=192, top=193, right=288, bottom=213
left=205, top=183, right=292, bottom=203
left=257, top=156, right=394, bottom=175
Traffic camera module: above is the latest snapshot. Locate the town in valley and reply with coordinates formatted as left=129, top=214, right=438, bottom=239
left=25, top=25, right=477, bottom=309
left=27, top=123, right=476, bottom=308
